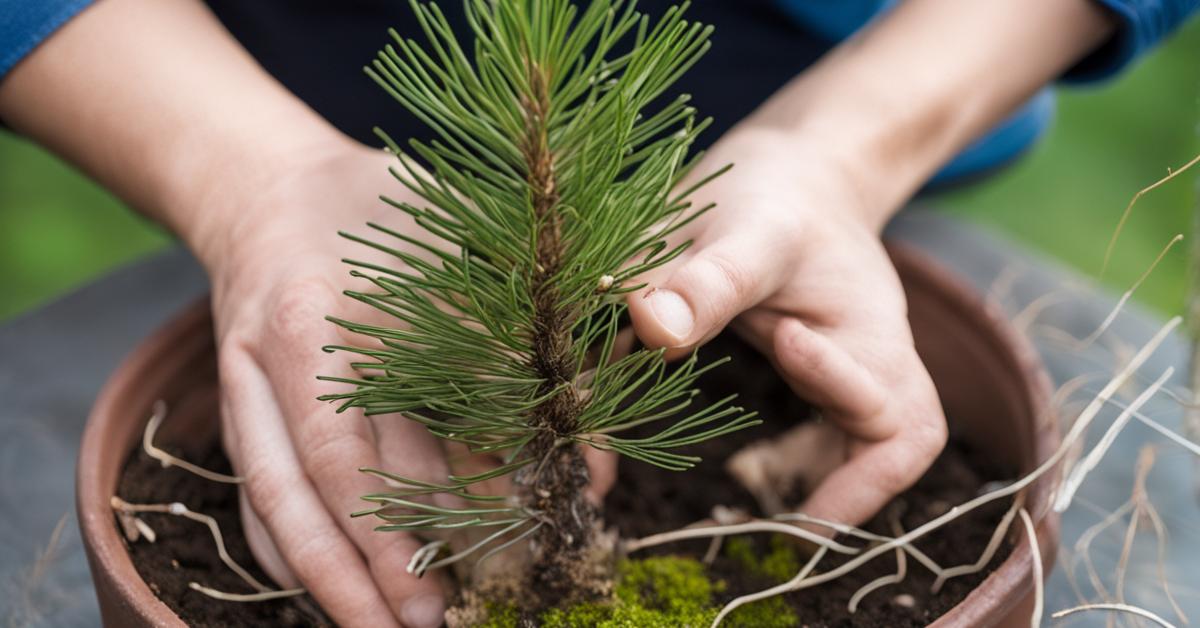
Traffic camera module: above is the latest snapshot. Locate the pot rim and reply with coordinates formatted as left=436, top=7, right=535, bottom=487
left=77, top=242, right=1060, bottom=627
left=77, top=301, right=210, bottom=627
left=888, top=242, right=1060, bottom=627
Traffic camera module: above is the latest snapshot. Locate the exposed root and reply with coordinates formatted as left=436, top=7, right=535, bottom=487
left=1052, top=603, right=1178, bottom=628
left=710, top=546, right=827, bottom=628
left=110, top=497, right=304, bottom=602
left=1055, top=367, right=1174, bottom=511
left=1071, top=235, right=1183, bottom=351
left=187, top=583, right=308, bottom=602
left=142, top=400, right=242, bottom=484
left=626, top=317, right=1188, bottom=627
left=847, top=508, right=908, bottom=614
left=1020, top=508, right=1043, bottom=628
left=1101, top=152, right=1200, bottom=278
left=1073, top=499, right=1132, bottom=602
left=624, top=520, right=862, bottom=556
left=931, top=493, right=1023, bottom=593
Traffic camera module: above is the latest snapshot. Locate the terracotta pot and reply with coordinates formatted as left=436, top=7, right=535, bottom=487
left=77, top=243, right=1058, bottom=627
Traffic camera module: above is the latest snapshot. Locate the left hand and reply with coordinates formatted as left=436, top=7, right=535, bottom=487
left=626, top=124, right=948, bottom=526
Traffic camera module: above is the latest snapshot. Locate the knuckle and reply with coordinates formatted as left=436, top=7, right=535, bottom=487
left=687, top=252, right=755, bottom=314
left=911, top=411, right=949, bottom=459
left=875, top=455, right=917, bottom=494
left=241, top=458, right=288, bottom=521
left=267, top=277, right=336, bottom=342
left=287, top=529, right=339, bottom=578
left=300, top=428, right=373, bottom=482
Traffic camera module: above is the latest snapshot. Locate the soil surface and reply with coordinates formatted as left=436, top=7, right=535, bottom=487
left=604, top=332, right=1017, bottom=627
left=119, top=331, right=1016, bottom=627
left=119, top=445, right=332, bottom=627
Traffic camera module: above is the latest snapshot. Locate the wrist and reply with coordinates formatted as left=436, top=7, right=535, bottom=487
left=160, top=127, right=361, bottom=273
left=741, top=0, right=1113, bottom=229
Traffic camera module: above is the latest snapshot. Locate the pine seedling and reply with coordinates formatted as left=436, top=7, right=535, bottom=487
left=320, top=0, right=758, bottom=605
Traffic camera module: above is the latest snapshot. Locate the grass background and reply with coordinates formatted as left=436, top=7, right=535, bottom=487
left=1, top=20, right=1198, bottom=321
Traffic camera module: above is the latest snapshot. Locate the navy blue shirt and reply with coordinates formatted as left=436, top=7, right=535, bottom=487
left=1, top=0, right=1197, bottom=184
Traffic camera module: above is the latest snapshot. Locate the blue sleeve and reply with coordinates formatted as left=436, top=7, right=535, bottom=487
left=1065, top=0, right=1200, bottom=82
left=0, top=0, right=94, bottom=81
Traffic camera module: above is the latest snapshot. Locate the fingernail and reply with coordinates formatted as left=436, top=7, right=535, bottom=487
left=648, top=289, right=694, bottom=343
left=402, top=594, right=445, bottom=628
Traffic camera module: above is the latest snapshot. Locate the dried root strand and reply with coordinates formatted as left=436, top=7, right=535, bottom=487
left=110, top=496, right=304, bottom=602
left=710, top=546, right=828, bottom=628
left=1019, top=508, right=1043, bottom=628
left=188, top=583, right=307, bottom=602
left=621, top=317, right=1189, bottom=628
left=931, top=493, right=1023, bottom=594
left=143, top=400, right=242, bottom=484
left=1101, top=151, right=1200, bottom=277
left=1052, top=603, right=1178, bottom=628
left=847, top=508, right=908, bottom=614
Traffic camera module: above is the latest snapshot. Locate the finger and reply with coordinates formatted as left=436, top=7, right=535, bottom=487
left=219, top=343, right=402, bottom=628
left=794, top=427, right=944, bottom=527
left=238, top=489, right=298, bottom=588
left=257, top=289, right=448, bottom=627
left=583, top=447, right=617, bottom=504
left=769, top=317, right=892, bottom=441
left=627, top=231, right=791, bottom=356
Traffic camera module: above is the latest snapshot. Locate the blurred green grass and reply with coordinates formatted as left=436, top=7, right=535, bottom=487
left=0, top=20, right=1198, bottom=321
left=0, top=138, right=170, bottom=320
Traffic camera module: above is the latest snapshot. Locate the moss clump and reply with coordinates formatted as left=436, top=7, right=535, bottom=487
left=723, top=595, right=798, bottom=628
left=724, top=535, right=802, bottom=583
left=473, top=601, right=521, bottom=628
left=480, top=550, right=801, bottom=627
left=541, top=557, right=717, bottom=627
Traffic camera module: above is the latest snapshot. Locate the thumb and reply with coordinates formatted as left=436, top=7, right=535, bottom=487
left=627, top=234, right=784, bottom=355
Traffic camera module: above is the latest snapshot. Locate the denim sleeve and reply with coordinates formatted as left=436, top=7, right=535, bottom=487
left=1066, top=0, right=1199, bottom=82
left=0, top=0, right=94, bottom=82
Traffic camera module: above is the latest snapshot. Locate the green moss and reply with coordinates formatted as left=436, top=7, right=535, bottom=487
left=724, top=595, right=798, bottom=628
left=616, top=556, right=714, bottom=613
left=724, top=535, right=802, bottom=584
left=480, top=551, right=801, bottom=626
left=476, top=602, right=520, bottom=628
left=538, top=557, right=716, bottom=627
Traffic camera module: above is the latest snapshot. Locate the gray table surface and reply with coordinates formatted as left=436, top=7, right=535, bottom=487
left=2, top=209, right=1197, bottom=626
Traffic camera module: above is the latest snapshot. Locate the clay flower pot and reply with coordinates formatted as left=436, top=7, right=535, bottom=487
left=77, top=243, right=1058, bottom=627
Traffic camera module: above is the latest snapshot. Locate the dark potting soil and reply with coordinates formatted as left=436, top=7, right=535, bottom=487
left=119, top=445, right=332, bottom=627
left=604, top=331, right=1018, bottom=627
left=118, top=331, right=1016, bottom=627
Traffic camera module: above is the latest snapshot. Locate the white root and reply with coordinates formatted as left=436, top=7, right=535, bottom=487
left=626, top=317, right=1184, bottom=627
left=931, top=493, right=1023, bottom=593
left=709, top=546, right=828, bottom=628
left=1055, top=368, right=1174, bottom=512
left=847, top=510, right=908, bottom=614
left=1069, top=235, right=1183, bottom=351
left=143, top=400, right=243, bottom=484
left=110, top=496, right=304, bottom=602
left=188, top=583, right=307, bottom=602
left=1142, top=502, right=1189, bottom=625
left=772, top=512, right=945, bottom=576
left=624, top=520, right=862, bottom=556
left=1074, top=499, right=1133, bottom=602
left=1101, top=152, right=1200, bottom=278
left=764, top=318, right=1179, bottom=594
left=1052, top=603, right=1178, bottom=628
left=1021, top=508, right=1044, bottom=628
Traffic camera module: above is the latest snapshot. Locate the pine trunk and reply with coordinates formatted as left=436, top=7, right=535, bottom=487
left=517, top=60, right=599, bottom=604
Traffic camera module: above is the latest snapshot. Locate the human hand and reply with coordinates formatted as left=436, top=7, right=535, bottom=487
left=626, top=125, right=948, bottom=527
left=192, top=139, right=615, bottom=627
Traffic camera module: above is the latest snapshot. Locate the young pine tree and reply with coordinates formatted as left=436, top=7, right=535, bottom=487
left=321, top=0, right=757, bottom=607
